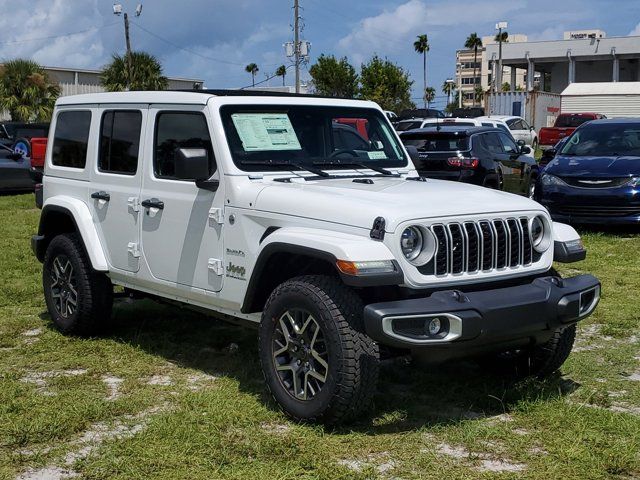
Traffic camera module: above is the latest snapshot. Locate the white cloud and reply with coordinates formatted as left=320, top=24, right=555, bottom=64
left=630, top=23, right=640, bottom=36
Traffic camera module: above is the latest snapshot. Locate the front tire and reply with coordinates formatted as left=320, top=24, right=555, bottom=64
left=258, top=275, right=379, bottom=424
left=43, top=233, right=113, bottom=336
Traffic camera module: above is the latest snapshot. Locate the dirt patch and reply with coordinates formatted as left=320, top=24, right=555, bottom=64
left=337, top=452, right=396, bottom=475
left=16, top=405, right=168, bottom=480
left=22, top=328, right=43, bottom=337
left=20, top=369, right=88, bottom=396
left=186, top=373, right=218, bottom=391
left=260, top=422, right=291, bottom=435
left=101, top=376, right=124, bottom=401
left=431, top=440, right=526, bottom=473
left=145, top=375, right=173, bottom=386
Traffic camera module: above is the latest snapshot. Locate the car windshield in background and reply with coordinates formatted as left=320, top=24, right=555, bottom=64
left=561, top=123, right=640, bottom=157
left=402, top=133, right=470, bottom=152
left=221, top=105, right=407, bottom=172
left=395, top=121, right=424, bottom=131
left=555, top=115, right=594, bottom=128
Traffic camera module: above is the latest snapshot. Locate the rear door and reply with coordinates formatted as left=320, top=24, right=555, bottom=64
left=0, top=149, right=31, bottom=190
left=89, top=107, right=146, bottom=272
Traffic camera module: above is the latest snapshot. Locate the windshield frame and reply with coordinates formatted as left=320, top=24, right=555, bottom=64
left=219, top=104, right=409, bottom=173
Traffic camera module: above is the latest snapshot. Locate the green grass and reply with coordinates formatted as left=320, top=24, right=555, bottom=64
left=0, top=193, right=639, bottom=479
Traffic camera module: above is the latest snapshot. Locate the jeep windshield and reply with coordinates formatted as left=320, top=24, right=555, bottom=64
left=220, top=105, right=408, bottom=173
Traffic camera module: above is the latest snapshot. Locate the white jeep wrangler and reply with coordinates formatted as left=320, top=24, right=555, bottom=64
left=32, top=90, right=600, bottom=424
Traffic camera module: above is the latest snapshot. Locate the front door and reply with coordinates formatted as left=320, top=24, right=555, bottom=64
left=140, top=107, right=224, bottom=293
left=90, top=107, right=146, bottom=272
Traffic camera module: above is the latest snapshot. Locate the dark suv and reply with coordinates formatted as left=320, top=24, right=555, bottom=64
left=401, top=126, right=540, bottom=197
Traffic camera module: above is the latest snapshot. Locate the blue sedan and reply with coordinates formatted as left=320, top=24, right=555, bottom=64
left=0, top=144, right=33, bottom=192
left=536, top=119, right=640, bottom=225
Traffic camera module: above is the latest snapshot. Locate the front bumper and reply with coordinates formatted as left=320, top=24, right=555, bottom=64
left=364, top=274, right=600, bottom=353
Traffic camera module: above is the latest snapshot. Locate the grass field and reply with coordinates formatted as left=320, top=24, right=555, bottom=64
left=1, top=193, right=639, bottom=480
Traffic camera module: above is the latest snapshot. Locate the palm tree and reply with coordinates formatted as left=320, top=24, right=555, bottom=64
left=474, top=85, right=485, bottom=104
left=464, top=33, right=483, bottom=106
left=495, top=31, right=509, bottom=43
left=442, top=80, right=456, bottom=105
left=424, top=87, right=436, bottom=107
left=275, top=65, right=287, bottom=87
left=100, top=51, right=168, bottom=91
left=413, top=34, right=429, bottom=109
left=245, top=63, right=259, bottom=87
left=0, top=59, right=60, bottom=122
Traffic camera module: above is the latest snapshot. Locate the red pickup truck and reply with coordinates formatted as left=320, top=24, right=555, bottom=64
left=538, top=113, right=606, bottom=149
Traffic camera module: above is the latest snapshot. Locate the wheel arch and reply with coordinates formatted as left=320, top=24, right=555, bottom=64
left=241, top=227, right=400, bottom=314
left=36, top=197, right=108, bottom=271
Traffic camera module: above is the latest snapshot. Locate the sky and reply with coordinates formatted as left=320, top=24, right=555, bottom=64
left=1, top=0, right=639, bottom=109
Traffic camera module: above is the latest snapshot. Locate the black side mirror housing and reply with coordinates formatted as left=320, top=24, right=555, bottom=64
left=405, top=145, right=420, bottom=163
left=520, top=145, right=532, bottom=155
left=174, top=148, right=219, bottom=191
left=543, top=148, right=557, bottom=159
left=517, top=139, right=526, bottom=147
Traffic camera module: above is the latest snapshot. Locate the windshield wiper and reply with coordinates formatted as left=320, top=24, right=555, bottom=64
left=313, top=160, right=394, bottom=176
left=240, top=159, right=330, bottom=177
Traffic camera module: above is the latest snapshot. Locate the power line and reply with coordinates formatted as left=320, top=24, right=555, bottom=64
left=0, top=22, right=120, bottom=46
left=239, top=64, right=295, bottom=89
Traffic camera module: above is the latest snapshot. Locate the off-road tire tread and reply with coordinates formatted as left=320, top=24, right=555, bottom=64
left=260, top=275, right=379, bottom=424
left=531, top=324, right=576, bottom=378
left=43, top=233, right=113, bottom=336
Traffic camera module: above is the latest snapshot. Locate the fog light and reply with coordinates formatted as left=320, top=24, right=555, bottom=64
left=425, top=317, right=442, bottom=336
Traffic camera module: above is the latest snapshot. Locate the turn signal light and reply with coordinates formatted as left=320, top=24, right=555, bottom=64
left=447, top=157, right=479, bottom=168
left=336, top=260, right=395, bottom=276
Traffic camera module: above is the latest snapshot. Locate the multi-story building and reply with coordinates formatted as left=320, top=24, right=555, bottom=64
left=455, top=34, right=528, bottom=107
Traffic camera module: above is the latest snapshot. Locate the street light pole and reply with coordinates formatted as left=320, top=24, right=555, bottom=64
left=457, top=63, right=462, bottom=108
left=495, top=21, right=507, bottom=91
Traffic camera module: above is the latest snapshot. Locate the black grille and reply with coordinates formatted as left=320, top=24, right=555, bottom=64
left=430, top=217, right=533, bottom=276
left=561, top=177, right=631, bottom=189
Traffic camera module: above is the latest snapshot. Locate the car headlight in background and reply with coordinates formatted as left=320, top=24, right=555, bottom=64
left=400, top=226, right=436, bottom=266
left=540, top=174, right=566, bottom=187
left=530, top=215, right=552, bottom=253
left=401, top=226, right=423, bottom=261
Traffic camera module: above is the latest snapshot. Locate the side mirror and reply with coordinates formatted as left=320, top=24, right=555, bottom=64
left=516, top=139, right=526, bottom=147
left=520, top=145, right=532, bottom=155
left=174, top=148, right=219, bottom=192
left=530, top=126, right=535, bottom=131
left=405, top=145, right=420, bottom=163
left=543, top=148, right=557, bottom=158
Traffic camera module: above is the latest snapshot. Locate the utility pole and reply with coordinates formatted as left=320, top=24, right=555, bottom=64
left=294, top=0, right=300, bottom=94
left=124, top=12, right=132, bottom=56
left=114, top=3, right=142, bottom=90
left=495, top=21, right=507, bottom=90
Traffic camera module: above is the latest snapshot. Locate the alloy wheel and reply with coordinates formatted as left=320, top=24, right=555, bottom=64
left=272, top=308, right=329, bottom=401
left=49, top=255, right=78, bottom=319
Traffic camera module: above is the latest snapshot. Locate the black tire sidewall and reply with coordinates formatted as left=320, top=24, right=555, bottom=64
left=259, top=283, right=343, bottom=421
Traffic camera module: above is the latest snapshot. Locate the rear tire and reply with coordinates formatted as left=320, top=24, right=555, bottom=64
left=43, top=233, right=113, bottom=336
left=258, top=275, right=379, bottom=424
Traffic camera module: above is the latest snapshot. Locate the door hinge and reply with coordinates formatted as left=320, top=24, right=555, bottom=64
left=208, top=207, right=224, bottom=225
left=127, top=196, right=140, bottom=212
left=127, top=242, right=141, bottom=258
left=208, top=258, right=224, bottom=276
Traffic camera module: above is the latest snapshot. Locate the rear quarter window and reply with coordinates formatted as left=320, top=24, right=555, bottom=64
left=52, top=111, right=92, bottom=169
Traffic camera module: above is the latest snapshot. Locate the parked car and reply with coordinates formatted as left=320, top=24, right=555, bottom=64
left=32, top=91, right=600, bottom=424
left=0, top=122, right=50, bottom=155
left=396, top=118, right=514, bottom=139
left=0, top=143, right=34, bottom=192
left=538, top=113, right=605, bottom=150
left=400, top=126, right=540, bottom=197
left=452, top=107, right=485, bottom=118
left=536, top=118, right=640, bottom=225
left=478, top=115, right=538, bottom=149
left=396, top=108, right=445, bottom=122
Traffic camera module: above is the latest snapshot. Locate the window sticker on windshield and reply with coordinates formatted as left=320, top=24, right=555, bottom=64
left=367, top=151, right=387, bottom=160
left=231, top=113, right=301, bottom=151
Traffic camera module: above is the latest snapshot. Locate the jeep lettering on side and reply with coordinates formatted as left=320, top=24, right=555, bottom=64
left=32, top=90, right=601, bottom=424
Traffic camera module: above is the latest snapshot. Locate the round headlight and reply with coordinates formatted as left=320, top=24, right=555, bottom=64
left=401, top=226, right=423, bottom=261
left=530, top=215, right=550, bottom=252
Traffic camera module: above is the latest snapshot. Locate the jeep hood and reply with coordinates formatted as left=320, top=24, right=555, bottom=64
left=253, top=176, right=544, bottom=232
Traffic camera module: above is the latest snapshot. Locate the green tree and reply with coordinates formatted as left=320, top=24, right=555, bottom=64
left=275, top=65, right=287, bottom=87
left=464, top=33, right=483, bottom=106
left=442, top=80, right=456, bottom=106
left=245, top=63, right=259, bottom=87
left=100, top=52, right=168, bottom=91
left=424, top=86, right=436, bottom=107
left=445, top=92, right=460, bottom=114
left=309, top=54, right=358, bottom=98
left=475, top=85, right=485, bottom=103
left=360, top=55, right=414, bottom=112
left=501, top=82, right=511, bottom=92
left=495, top=31, right=509, bottom=43
left=0, top=59, right=60, bottom=122
left=413, top=34, right=429, bottom=109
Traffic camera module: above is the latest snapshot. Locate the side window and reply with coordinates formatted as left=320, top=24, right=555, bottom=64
left=483, top=133, right=503, bottom=154
left=497, top=124, right=510, bottom=134
left=521, top=119, right=530, bottom=130
left=52, top=111, right=91, bottom=168
left=99, top=110, right=142, bottom=175
left=154, top=112, right=215, bottom=180
left=499, top=133, right=520, bottom=154
left=506, top=119, right=517, bottom=130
